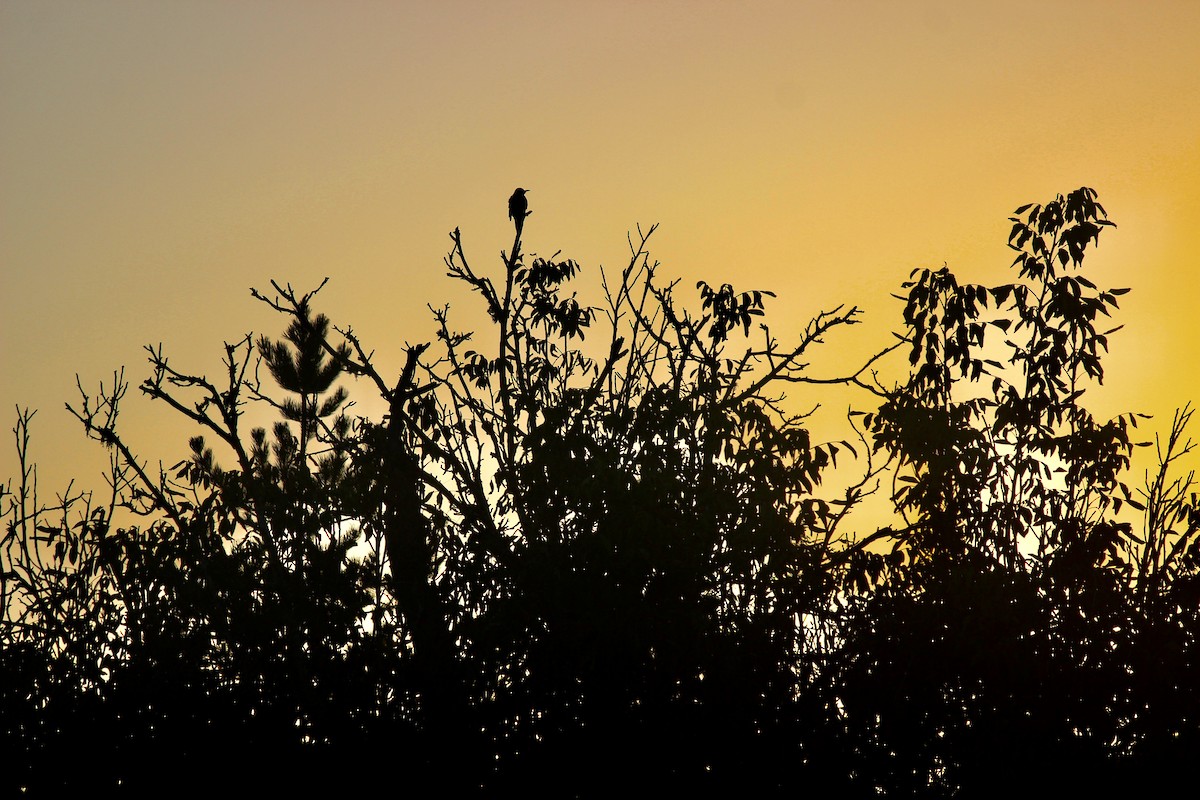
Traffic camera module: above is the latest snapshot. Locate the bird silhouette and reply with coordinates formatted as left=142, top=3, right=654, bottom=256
left=508, top=188, right=529, bottom=236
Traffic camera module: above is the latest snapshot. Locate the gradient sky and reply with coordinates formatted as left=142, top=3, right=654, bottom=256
left=3, top=0, right=1199, bottom=499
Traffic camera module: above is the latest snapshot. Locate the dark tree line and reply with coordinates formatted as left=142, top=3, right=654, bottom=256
left=3, top=187, right=1198, bottom=795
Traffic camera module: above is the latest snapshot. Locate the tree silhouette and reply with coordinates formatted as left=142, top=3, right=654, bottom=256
left=2, top=187, right=1198, bottom=795
left=256, top=299, right=351, bottom=467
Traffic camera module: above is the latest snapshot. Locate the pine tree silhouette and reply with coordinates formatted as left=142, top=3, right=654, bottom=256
left=257, top=301, right=350, bottom=465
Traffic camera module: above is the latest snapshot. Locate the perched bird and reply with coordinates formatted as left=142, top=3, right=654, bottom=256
left=508, top=188, right=529, bottom=236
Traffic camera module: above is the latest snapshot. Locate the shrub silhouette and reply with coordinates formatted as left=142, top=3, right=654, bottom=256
left=2, top=188, right=1198, bottom=794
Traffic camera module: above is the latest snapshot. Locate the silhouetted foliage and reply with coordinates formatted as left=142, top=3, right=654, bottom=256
left=3, top=187, right=1198, bottom=794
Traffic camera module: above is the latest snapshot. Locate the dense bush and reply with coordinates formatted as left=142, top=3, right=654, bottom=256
left=3, top=188, right=1197, bottom=795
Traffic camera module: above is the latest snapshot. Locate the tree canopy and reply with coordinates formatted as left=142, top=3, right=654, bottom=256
left=3, top=188, right=1198, bottom=795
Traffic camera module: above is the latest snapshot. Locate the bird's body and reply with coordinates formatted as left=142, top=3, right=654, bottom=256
left=508, top=188, right=529, bottom=235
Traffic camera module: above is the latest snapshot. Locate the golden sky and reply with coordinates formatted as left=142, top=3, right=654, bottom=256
left=3, top=0, right=1199, bottom=497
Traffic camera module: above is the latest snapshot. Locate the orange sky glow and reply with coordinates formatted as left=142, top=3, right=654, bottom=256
left=3, top=0, right=1199, bottom=507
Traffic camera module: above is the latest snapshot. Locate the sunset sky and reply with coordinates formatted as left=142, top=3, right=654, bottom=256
left=3, top=0, right=1199, bottom=499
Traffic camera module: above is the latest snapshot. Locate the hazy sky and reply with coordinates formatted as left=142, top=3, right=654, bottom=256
left=3, top=0, right=1199, bottom=497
